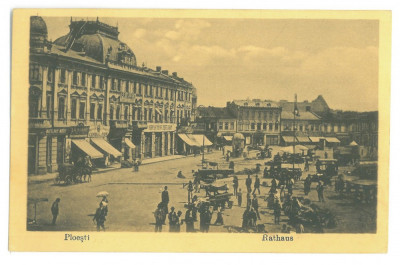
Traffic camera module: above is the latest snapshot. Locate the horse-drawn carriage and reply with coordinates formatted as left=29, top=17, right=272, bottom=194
left=202, top=183, right=234, bottom=209
left=54, top=163, right=91, bottom=185
left=195, top=168, right=234, bottom=184
left=263, top=161, right=303, bottom=180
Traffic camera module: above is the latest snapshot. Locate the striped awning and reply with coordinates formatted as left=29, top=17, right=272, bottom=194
left=124, top=138, right=136, bottom=149
left=71, top=139, right=103, bottom=159
left=309, top=137, right=322, bottom=143
left=223, top=136, right=233, bottom=141
left=91, top=138, right=122, bottom=157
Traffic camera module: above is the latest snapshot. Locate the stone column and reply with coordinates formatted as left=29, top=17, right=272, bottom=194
left=51, top=136, right=58, bottom=172
left=41, top=66, right=48, bottom=118
left=37, top=135, right=47, bottom=175
left=53, top=68, right=60, bottom=123
left=164, top=132, right=169, bottom=156
left=264, top=134, right=267, bottom=146
left=151, top=132, right=156, bottom=158
left=161, top=132, right=165, bottom=157
left=105, top=77, right=112, bottom=125
left=171, top=132, right=175, bottom=155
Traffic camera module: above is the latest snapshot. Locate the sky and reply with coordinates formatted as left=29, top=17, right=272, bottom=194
left=43, top=17, right=379, bottom=111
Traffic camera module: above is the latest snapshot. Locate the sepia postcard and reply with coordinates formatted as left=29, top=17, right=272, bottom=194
left=9, top=9, right=391, bottom=252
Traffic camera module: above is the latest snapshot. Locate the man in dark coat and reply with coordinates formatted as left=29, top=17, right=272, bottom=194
left=273, top=199, right=282, bottom=224
left=304, top=175, right=312, bottom=195
left=161, top=186, right=169, bottom=224
left=93, top=202, right=107, bottom=231
left=168, top=207, right=178, bottom=232
left=154, top=203, right=164, bottom=232
left=51, top=198, right=60, bottom=225
left=184, top=206, right=195, bottom=232
left=233, top=176, right=239, bottom=197
left=245, top=175, right=252, bottom=193
left=253, top=175, right=260, bottom=195
left=317, top=182, right=325, bottom=202
left=251, top=194, right=261, bottom=220
left=187, top=180, right=193, bottom=203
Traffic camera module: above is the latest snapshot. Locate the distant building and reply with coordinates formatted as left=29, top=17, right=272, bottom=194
left=28, top=16, right=196, bottom=175
left=227, top=99, right=282, bottom=146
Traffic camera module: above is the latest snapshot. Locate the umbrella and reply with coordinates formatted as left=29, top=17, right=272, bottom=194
left=96, top=191, right=109, bottom=197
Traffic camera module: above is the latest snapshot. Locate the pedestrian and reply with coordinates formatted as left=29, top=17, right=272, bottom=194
left=252, top=194, right=261, bottom=220
left=214, top=207, right=224, bottom=226
left=187, top=180, right=193, bottom=203
left=249, top=207, right=257, bottom=228
left=246, top=192, right=252, bottom=208
left=175, top=211, right=183, bottom=232
left=337, top=174, right=345, bottom=196
left=222, top=146, right=225, bottom=156
left=233, top=176, right=239, bottom=197
left=177, top=170, right=185, bottom=179
left=237, top=188, right=242, bottom=207
left=93, top=202, right=107, bottom=232
left=99, top=196, right=108, bottom=217
left=245, top=174, right=252, bottom=193
left=168, top=207, right=178, bottom=232
left=317, top=181, right=325, bottom=202
left=304, top=175, right=312, bottom=195
left=184, top=206, right=195, bottom=232
left=83, top=156, right=92, bottom=182
left=161, top=186, right=169, bottom=224
left=51, top=198, right=60, bottom=225
left=253, top=175, right=260, bottom=195
left=242, top=207, right=250, bottom=230
left=194, top=174, right=201, bottom=193
left=154, top=203, right=164, bottom=232
left=271, top=177, right=277, bottom=192
left=203, top=206, right=213, bottom=232
left=287, top=180, right=293, bottom=196
left=296, top=223, right=305, bottom=233
left=273, top=199, right=281, bottom=224
left=226, top=152, right=230, bottom=162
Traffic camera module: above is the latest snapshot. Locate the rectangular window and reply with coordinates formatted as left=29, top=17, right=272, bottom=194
left=251, top=123, right=255, bottom=130
left=117, top=80, right=121, bottom=91
left=72, top=71, right=78, bottom=85
left=257, top=123, right=261, bottom=130
left=90, top=103, right=95, bottom=120
left=165, top=88, right=169, bottom=99
left=133, top=82, right=137, bottom=94
left=116, top=105, right=120, bottom=120
left=230, top=122, right=234, bottom=130
left=29, top=64, right=42, bottom=81
left=92, top=74, right=96, bottom=88
left=124, top=106, right=128, bottom=120
left=219, top=122, right=223, bottom=130
left=99, top=76, right=104, bottom=89
left=269, top=123, right=273, bottom=131
left=125, top=81, right=129, bottom=92
left=97, top=104, right=103, bottom=120
left=224, top=122, right=229, bottom=130
left=47, top=68, right=53, bottom=83
left=46, top=94, right=52, bottom=118
left=149, top=108, right=153, bottom=121
left=60, top=69, right=66, bottom=83
left=58, top=97, right=65, bottom=119
left=81, top=73, right=86, bottom=86
left=79, top=101, right=85, bottom=119
left=263, top=123, right=267, bottom=130
left=71, top=98, right=77, bottom=119
left=275, top=123, right=279, bottom=131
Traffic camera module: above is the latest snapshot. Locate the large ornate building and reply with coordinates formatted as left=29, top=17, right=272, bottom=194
left=28, top=16, right=196, bottom=175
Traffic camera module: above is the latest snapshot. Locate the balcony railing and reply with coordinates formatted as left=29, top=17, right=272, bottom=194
left=29, top=117, right=51, bottom=128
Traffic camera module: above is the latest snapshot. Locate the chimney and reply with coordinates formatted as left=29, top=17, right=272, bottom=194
left=156, top=66, right=162, bottom=72
left=161, top=70, right=169, bottom=75
left=172, top=72, right=177, bottom=77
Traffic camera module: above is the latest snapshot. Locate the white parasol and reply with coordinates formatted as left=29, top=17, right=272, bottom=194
left=96, top=191, right=109, bottom=197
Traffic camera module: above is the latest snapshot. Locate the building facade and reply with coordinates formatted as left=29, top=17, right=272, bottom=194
left=28, top=17, right=196, bottom=175
left=227, top=100, right=281, bottom=146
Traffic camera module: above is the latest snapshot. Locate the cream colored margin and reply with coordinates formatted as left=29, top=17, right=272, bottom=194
left=9, top=9, right=391, bottom=253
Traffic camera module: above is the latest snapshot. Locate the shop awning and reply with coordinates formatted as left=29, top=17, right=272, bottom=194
left=325, top=137, right=341, bottom=143
left=223, top=136, right=233, bottom=141
left=282, top=136, right=296, bottom=143
left=188, top=134, right=213, bottom=146
left=296, top=136, right=311, bottom=143
left=309, top=137, right=322, bottom=143
left=178, top=134, right=198, bottom=147
left=124, top=138, right=136, bottom=149
left=72, top=139, right=103, bottom=159
left=91, top=138, right=122, bottom=157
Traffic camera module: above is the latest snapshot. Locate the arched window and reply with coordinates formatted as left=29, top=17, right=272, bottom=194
left=110, top=105, right=114, bottom=120
left=116, top=105, right=120, bottom=120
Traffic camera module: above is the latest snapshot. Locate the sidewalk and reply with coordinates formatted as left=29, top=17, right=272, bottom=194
left=28, top=155, right=187, bottom=184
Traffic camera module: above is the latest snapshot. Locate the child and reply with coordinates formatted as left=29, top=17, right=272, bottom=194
left=237, top=188, right=243, bottom=207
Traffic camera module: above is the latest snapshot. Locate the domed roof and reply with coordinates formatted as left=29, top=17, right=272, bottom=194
left=30, top=16, right=48, bottom=36
left=53, top=20, right=136, bottom=65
